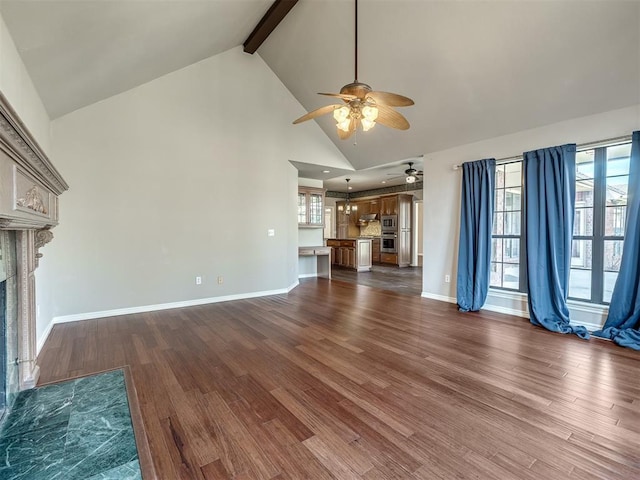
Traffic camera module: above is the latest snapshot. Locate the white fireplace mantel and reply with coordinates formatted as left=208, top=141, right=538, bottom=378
left=0, top=91, right=69, bottom=389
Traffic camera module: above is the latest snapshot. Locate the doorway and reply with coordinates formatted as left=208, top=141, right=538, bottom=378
left=324, top=206, right=335, bottom=240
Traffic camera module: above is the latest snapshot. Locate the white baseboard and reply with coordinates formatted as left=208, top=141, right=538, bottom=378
left=37, top=284, right=301, bottom=355
left=421, top=292, right=456, bottom=303
left=421, top=291, right=604, bottom=332
left=482, top=304, right=603, bottom=331
left=482, top=303, right=529, bottom=318
left=298, top=273, right=317, bottom=279
left=571, top=320, right=604, bottom=331
left=37, top=320, right=55, bottom=355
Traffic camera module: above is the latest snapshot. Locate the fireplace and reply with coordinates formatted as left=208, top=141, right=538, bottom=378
left=1, top=231, right=18, bottom=420
left=0, top=92, right=68, bottom=418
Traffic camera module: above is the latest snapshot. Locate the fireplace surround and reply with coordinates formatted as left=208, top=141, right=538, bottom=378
left=0, top=91, right=68, bottom=415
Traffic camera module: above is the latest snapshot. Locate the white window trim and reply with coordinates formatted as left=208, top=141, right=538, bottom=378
left=486, top=287, right=607, bottom=331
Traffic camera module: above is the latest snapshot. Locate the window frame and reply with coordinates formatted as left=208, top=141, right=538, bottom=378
left=487, top=141, right=632, bottom=305
left=569, top=143, right=630, bottom=304
left=490, top=160, right=526, bottom=293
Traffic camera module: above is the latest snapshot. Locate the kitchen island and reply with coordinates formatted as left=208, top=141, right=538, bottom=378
left=326, top=238, right=372, bottom=272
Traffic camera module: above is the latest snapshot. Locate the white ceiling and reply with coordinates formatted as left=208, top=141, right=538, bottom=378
left=0, top=0, right=274, bottom=118
left=292, top=154, right=424, bottom=192
left=1, top=0, right=639, bottom=192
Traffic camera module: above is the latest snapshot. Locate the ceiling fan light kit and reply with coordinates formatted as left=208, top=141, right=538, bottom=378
left=387, top=161, right=424, bottom=184
left=292, top=0, right=413, bottom=139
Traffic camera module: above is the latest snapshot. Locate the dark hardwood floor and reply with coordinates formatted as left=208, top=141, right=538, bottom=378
left=38, top=278, right=640, bottom=479
left=330, top=264, right=422, bottom=296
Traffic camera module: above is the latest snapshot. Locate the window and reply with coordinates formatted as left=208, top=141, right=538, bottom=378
left=569, top=143, right=631, bottom=303
left=488, top=141, right=631, bottom=304
left=490, top=162, right=523, bottom=290
left=298, top=187, right=325, bottom=227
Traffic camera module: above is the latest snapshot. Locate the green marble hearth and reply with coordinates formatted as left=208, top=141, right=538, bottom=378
left=0, top=369, right=141, bottom=479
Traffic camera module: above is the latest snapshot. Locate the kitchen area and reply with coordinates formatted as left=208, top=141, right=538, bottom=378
left=327, top=193, right=414, bottom=268
left=298, top=179, right=423, bottom=293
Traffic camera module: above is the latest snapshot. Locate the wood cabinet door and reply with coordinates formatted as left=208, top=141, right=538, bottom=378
left=371, top=238, right=381, bottom=263
left=381, top=196, right=398, bottom=215
left=369, top=199, right=379, bottom=216
left=381, top=253, right=398, bottom=264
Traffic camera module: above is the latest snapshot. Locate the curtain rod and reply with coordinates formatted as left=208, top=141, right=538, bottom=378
left=452, top=134, right=633, bottom=170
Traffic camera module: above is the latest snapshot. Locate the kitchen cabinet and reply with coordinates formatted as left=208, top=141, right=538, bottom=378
left=380, top=196, right=398, bottom=215
left=333, top=193, right=412, bottom=267
left=371, top=238, right=381, bottom=263
left=326, top=238, right=372, bottom=272
left=298, top=187, right=325, bottom=227
left=368, top=199, right=379, bottom=216
left=381, top=253, right=398, bottom=264
left=397, top=195, right=412, bottom=267
left=356, top=201, right=369, bottom=217
left=378, top=194, right=412, bottom=267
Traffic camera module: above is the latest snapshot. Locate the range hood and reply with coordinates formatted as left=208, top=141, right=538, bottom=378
left=358, top=213, right=378, bottom=222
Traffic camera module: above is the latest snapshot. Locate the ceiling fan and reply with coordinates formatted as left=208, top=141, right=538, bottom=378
left=292, top=0, right=414, bottom=140
left=387, top=161, right=424, bottom=183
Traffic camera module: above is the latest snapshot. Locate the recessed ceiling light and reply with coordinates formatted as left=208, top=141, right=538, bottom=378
left=322, top=170, right=330, bottom=173
left=381, top=181, right=386, bottom=184
left=348, top=186, right=352, bottom=190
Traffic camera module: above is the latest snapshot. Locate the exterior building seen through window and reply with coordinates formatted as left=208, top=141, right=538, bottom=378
left=490, top=162, right=523, bottom=290
left=488, top=141, right=631, bottom=305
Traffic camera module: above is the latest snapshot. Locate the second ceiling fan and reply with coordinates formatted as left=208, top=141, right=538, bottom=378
left=293, top=0, right=414, bottom=139
left=387, top=161, right=424, bottom=183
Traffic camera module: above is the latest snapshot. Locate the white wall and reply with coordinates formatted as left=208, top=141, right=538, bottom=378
left=422, top=104, right=640, bottom=328
left=0, top=14, right=50, bottom=154
left=34, top=46, right=348, bottom=343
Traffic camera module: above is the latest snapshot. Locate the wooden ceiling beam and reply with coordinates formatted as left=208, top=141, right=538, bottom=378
left=243, top=0, right=299, bottom=54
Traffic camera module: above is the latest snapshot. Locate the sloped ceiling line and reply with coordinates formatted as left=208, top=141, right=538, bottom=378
left=244, top=0, right=299, bottom=54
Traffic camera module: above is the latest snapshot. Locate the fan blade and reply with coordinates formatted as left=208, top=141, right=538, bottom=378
left=367, top=91, right=414, bottom=107
left=318, top=92, right=357, bottom=101
left=386, top=173, right=404, bottom=177
left=376, top=105, right=410, bottom=130
left=293, top=104, right=340, bottom=124
left=337, top=119, right=356, bottom=140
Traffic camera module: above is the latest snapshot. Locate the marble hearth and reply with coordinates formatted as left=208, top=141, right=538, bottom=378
left=0, top=91, right=69, bottom=418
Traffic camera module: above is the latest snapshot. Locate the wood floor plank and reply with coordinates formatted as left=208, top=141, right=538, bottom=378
left=36, top=278, right=640, bottom=479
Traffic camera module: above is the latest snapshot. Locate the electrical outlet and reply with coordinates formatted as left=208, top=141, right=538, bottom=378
left=444, top=275, right=450, bottom=283
left=195, top=276, right=202, bottom=285
left=218, top=276, right=224, bottom=285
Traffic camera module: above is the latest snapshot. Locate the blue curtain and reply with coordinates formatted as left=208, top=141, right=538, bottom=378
left=524, top=144, right=589, bottom=339
left=594, top=131, right=640, bottom=349
left=457, top=158, right=495, bottom=312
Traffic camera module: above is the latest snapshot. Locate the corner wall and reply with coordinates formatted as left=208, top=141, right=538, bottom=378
left=422, top=105, right=640, bottom=328
left=35, top=46, right=348, bottom=344
left=0, top=14, right=50, bottom=153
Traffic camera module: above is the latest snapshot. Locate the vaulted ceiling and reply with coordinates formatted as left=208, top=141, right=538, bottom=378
left=1, top=1, right=639, bottom=191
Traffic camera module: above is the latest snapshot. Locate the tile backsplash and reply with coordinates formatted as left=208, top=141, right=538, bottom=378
left=360, top=220, right=382, bottom=237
